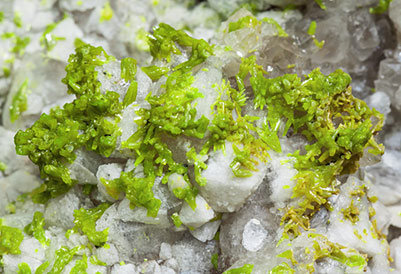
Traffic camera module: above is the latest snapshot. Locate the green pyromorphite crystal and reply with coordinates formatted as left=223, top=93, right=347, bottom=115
left=10, top=79, right=29, bottom=123
left=11, top=36, right=30, bottom=56
left=112, top=23, right=214, bottom=214
left=49, top=245, right=83, bottom=273
left=0, top=161, right=7, bottom=172
left=70, top=254, right=88, bottom=274
left=370, top=0, right=392, bottom=14
left=211, top=253, right=219, bottom=270
left=228, top=15, right=288, bottom=37
left=17, top=262, right=31, bottom=274
left=235, top=56, right=383, bottom=239
left=11, top=20, right=383, bottom=268
left=121, top=57, right=138, bottom=107
left=147, top=23, right=213, bottom=69
left=314, top=0, right=327, bottom=10
left=270, top=262, right=294, bottom=274
left=67, top=203, right=110, bottom=246
left=35, top=261, right=50, bottom=274
left=14, top=43, right=124, bottom=203
left=228, top=15, right=260, bottom=32
left=40, top=21, right=66, bottom=52
left=100, top=1, right=113, bottom=22
left=171, top=213, right=183, bottom=228
left=101, top=173, right=161, bottom=218
left=0, top=220, right=24, bottom=256
left=24, top=212, right=50, bottom=246
left=13, top=12, right=22, bottom=28
left=141, top=65, right=170, bottom=81
left=223, top=264, right=254, bottom=274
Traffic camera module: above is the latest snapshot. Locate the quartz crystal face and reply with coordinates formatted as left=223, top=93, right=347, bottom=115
left=0, top=0, right=400, bottom=273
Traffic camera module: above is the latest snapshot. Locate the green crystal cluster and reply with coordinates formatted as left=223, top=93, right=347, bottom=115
left=10, top=17, right=385, bottom=272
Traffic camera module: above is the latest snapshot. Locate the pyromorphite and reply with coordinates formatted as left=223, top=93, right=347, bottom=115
left=100, top=1, right=113, bottom=22
left=102, top=172, right=162, bottom=218
left=236, top=56, right=384, bottom=238
left=223, top=264, right=254, bottom=274
left=50, top=245, right=83, bottom=273
left=0, top=221, right=24, bottom=256
left=70, top=254, right=88, bottom=274
left=14, top=43, right=123, bottom=203
left=67, top=203, right=110, bottom=246
left=24, top=212, right=50, bottom=246
left=9, top=79, right=29, bottom=123
left=270, top=262, right=295, bottom=274
left=17, top=263, right=31, bottom=274
left=120, top=57, right=138, bottom=107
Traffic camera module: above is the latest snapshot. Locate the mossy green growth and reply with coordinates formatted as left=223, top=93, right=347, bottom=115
left=10, top=79, right=29, bottom=123
left=0, top=220, right=24, bottom=256
left=14, top=43, right=123, bottom=204
left=67, top=204, right=110, bottom=246
left=49, top=245, right=83, bottom=274
left=370, top=0, right=392, bottom=14
left=17, top=262, right=31, bottom=274
left=223, top=264, right=254, bottom=274
left=0, top=12, right=4, bottom=23
left=24, top=212, right=50, bottom=246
